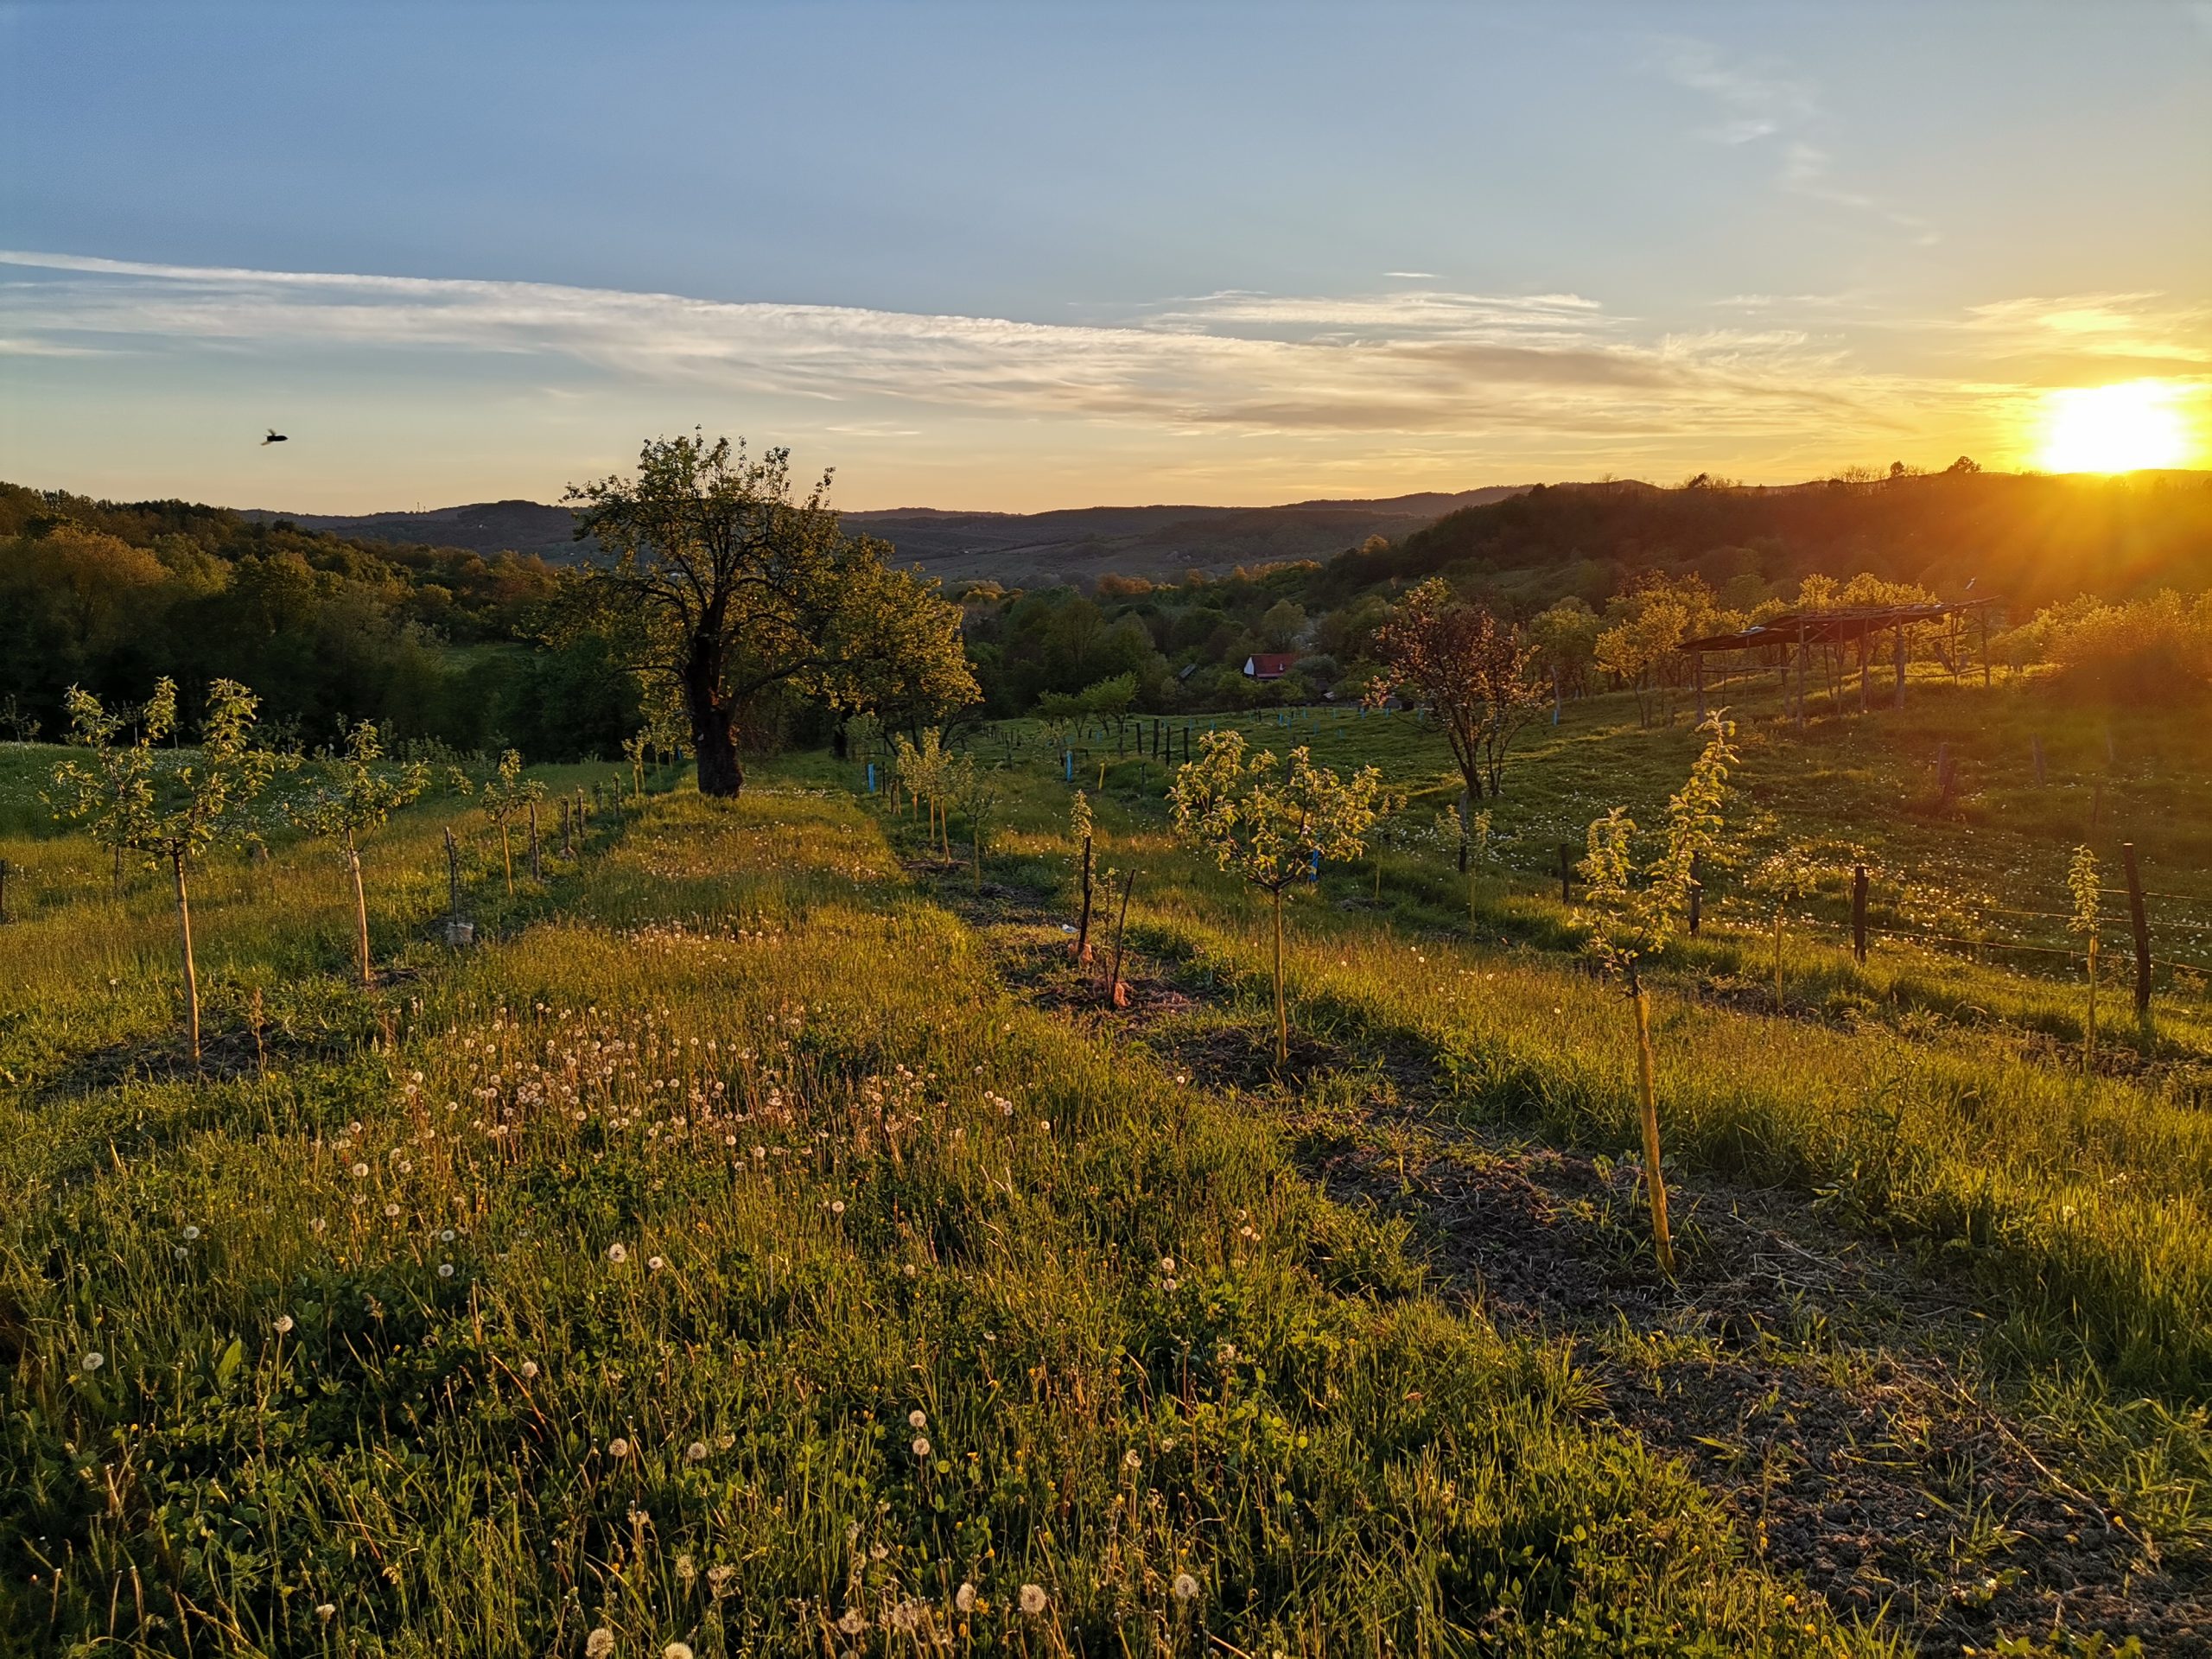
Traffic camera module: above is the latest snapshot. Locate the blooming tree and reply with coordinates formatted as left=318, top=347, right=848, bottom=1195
left=1577, top=712, right=1738, bottom=1274
left=48, top=677, right=280, bottom=1062
left=1170, top=730, right=1382, bottom=1063
left=478, top=749, right=544, bottom=895
left=283, top=720, right=434, bottom=986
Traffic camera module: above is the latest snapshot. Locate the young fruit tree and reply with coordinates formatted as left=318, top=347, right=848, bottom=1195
left=1068, top=788, right=1096, bottom=959
left=1747, top=842, right=1824, bottom=1014
left=945, top=753, right=1001, bottom=893
left=2068, top=844, right=2101, bottom=1074
left=1576, top=712, right=1738, bottom=1276
left=557, top=434, right=976, bottom=798
left=48, top=677, right=280, bottom=1063
left=1370, top=578, right=1546, bottom=872
left=282, top=720, right=432, bottom=986
left=1170, top=731, right=1383, bottom=1064
left=478, top=750, right=543, bottom=896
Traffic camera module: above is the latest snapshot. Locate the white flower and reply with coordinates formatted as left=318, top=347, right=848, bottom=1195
left=272, top=1314, right=295, bottom=1334
left=80, top=1351, right=105, bottom=1372
left=608, top=1438, right=631, bottom=1459
left=607, top=1243, right=629, bottom=1263
left=585, top=1630, right=615, bottom=1659
left=1173, top=1572, right=1199, bottom=1601
left=908, top=1408, right=927, bottom=1429
left=955, top=1581, right=976, bottom=1613
left=1020, top=1583, right=1048, bottom=1616
left=912, top=1436, right=931, bottom=1458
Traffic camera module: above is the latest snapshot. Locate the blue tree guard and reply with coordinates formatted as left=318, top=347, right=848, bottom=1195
left=866, top=761, right=877, bottom=793
left=1064, top=750, right=1074, bottom=782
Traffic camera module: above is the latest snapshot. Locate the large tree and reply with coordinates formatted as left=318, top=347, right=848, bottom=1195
left=1370, top=577, right=1545, bottom=826
left=560, top=434, right=976, bottom=797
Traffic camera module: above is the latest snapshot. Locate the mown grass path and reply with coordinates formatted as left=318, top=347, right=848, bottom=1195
left=4, top=779, right=1888, bottom=1656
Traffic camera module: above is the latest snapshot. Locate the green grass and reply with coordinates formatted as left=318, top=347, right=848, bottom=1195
left=0, top=765, right=1874, bottom=1656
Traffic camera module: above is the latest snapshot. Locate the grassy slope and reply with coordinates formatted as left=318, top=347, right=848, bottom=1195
left=0, top=772, right=1862, bottom=1656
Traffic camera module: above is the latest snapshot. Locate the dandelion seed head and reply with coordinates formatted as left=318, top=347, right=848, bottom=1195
left=1020, top=1583, right=1048, bottom=1616
left=272, top=1314, right=295, bottom=1334
left=584, top=1630, right=615, bottom=1659
left=1173, top=1572, right=1199, bottom=1602
left=181, top=1225, right=200, bottom=1241
left=608, top=1438, right=631, bottom=1459
left=662, top=1644, right=693, bottom=1659
left=520, top=1360, right=539, bottom=1379
left=908, top=1408, right=927, bottom=1429
left=437, top=1262, right=455, bottom=1279
left=607, top=1243, right=629, bottom=1263
left=685, top=1441, right=707, bottom=1463
left=955, top=1581, right=977, bottom=1613
left=911, top=1436, right=931, bottom=1458
left=80, top=1351, right=105, bottom=1372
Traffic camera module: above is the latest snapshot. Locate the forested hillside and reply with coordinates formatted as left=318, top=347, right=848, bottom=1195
left=0, top=483, right=638, bottom=759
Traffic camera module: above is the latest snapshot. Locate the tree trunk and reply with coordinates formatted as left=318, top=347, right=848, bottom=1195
left=1271, top=887, right=1288, bottom=1065
left=171, top=848, right=201, bottom=1065
left=347, top=831, right=373, bottom=987
left=499, top=823, right=514, bottom=896
left=690, top=695, right=745, bottom=799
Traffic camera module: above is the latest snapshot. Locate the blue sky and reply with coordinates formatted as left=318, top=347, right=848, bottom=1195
left=3, top=2, right=2208, bottom=511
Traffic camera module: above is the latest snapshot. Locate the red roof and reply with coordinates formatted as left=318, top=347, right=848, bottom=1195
left=1243, top=653, right=1297, bottom=679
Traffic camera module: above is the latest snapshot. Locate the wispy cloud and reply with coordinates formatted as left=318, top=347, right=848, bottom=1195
left=1656, top=39, right=1936, bottom=245
left=0, top=250, right=1903, bottom=442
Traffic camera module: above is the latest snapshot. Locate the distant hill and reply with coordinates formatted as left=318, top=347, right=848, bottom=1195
left=247, top=486, right=1533, bottom=588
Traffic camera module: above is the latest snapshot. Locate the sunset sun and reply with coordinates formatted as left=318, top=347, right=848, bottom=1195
left=2036, top=380, right=2198, bottom=474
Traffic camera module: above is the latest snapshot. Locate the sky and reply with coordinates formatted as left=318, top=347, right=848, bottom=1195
left=3, top=1, right=2209, bottom=513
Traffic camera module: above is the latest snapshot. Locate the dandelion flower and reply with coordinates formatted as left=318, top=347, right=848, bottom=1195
left=607, top=1243, right=629, bottom=1264
left=272, top=1314, right=295, bottom=1334
left=684, top=1441, right=707, bottom=1464
left=912, top=1436, right=931, bottom=1458
left=955, top=1581, right=977, bottom=1613
left=585, top=1630, right=615, bottom=1659
left=1020, top=1583, right=1048, bottom=1616
left=663, top=1645, right=693, bottom=1659
left=908, top=1408, right=927, bottom=1429
left=830, top=1200, right=845, bottom=1217
left=608, top=1438, right=632, bottom=1459
left=646, top=1255, right=665, bottom=1271
left=1173, top=1572, right=1199, bottom=1602
left=80, top=1351, right=105, bottom=1372
left=384, top=1203, right=402, bottom=1219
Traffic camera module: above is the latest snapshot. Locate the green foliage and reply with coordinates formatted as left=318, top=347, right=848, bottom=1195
left=1169, top=731, right=1383, bottom=897
left=48, top=677, right=279, bottom=868
left=283, top=720, right=431, bottom=849
left=1578, top=714, right=1738, bottom=980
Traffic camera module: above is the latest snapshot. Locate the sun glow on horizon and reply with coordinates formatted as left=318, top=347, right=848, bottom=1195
left=2036, top=380, right=2199, bottom=474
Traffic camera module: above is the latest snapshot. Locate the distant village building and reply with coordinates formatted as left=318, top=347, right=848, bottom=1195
left=1243, top=653, right=1297, bottom=681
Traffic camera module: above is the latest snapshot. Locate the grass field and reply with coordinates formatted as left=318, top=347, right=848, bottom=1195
left=3, top=677, right=2209, bottom=1654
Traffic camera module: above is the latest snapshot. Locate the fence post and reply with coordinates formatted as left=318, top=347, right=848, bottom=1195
left=0, top=855, right=9, bottom=924
left=1687, top=851, right=1702, bottom=936
left=2123, top=842, right=2152, bottom=1021
left=444, top=827, right=461, bottom=918
left=1558, top=843, right=1573, bottom=904
left=1852, top=863, right=1868, bottom=964
left=528, top=801, right=542, bottom=882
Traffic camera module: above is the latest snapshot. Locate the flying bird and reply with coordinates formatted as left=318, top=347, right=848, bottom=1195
left=262, top=429, right=288, bottom=446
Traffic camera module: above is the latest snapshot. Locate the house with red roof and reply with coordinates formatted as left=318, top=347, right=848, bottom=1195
left=1243, top=653, right=1297, bottom=681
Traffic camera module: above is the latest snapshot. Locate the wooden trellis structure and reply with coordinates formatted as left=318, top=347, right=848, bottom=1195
left=1676, top=597, right=2001, bottom=728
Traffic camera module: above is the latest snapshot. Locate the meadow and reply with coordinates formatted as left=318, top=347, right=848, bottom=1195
left=2, top=667, right=2209, bottom=1656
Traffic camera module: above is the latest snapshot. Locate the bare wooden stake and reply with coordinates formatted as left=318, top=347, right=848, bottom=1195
left=1852, top=863, right=1869, bottom=965
left=1108, top=871, right=1136, bottom=1007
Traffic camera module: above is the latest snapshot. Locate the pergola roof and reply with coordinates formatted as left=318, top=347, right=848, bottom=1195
left=1677, top=596, right=1998, bottom=653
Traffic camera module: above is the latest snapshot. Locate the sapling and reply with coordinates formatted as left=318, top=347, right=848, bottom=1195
left=2068, top=844, right=2101, bottom=1075
left=283, top=720, right=433, bottom=986
left=945, top=753, right=1001, bottom=893
left=478, top=750, right=544, bottom=895
left=1577, top=712, right=1738, bottom=1276
left=1070, top=789, right=1096, bottom=959
left=622, top=731, right=650, bottom=803
left=1748, top=843, right=1823, bottom=1014
left=48, top=677, right=280, bottom=1063
left=1170, top=730, right=1382, bottom=1064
